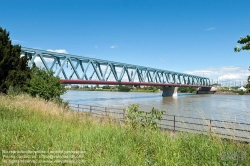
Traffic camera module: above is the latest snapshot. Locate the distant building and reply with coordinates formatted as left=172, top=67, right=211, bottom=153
left=65, top=85, right=71, bottom=89
left=64, top=84, right=79, bottom=89
left=238, top=86, right=246, bottom=91
left=79, top=85, right=85, bottom=88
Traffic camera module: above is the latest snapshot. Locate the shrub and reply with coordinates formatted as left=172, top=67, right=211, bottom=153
left=118, top=85, right=130, bottom=92
left=238, top=90, right=245, bottom=95
left=7, top=86, right=23, bottom=96
left=25, top=67, right=66, bottom=101
left=125, top=104, right=165, bottom=130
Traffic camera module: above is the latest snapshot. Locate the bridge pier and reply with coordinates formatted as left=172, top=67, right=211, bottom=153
left=162, top=86, right=178, bottom=97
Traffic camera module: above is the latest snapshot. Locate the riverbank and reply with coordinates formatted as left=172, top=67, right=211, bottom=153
left=215, top=91, right=250, bottom=95
left=1, top=94, right=249, bottom=165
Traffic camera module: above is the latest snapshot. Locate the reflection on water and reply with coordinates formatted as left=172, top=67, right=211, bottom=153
left=61, top=90, right=250, bottom=123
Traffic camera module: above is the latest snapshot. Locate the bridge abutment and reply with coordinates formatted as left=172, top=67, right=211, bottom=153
left=162, top=86, right=178, bottom=97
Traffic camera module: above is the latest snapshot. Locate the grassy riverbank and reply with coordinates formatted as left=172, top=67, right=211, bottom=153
left=0, top=94, right=249, bottom=165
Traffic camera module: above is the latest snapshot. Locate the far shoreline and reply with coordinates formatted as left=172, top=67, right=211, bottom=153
left=66, top=89, right=250, bottom=95
left=214, top=91, right=250, bottom=95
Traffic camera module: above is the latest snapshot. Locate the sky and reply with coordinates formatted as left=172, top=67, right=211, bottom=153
left=1, top=0, right=250, bottom=86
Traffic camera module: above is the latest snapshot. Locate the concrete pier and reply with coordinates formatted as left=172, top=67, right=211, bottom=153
left=162, top=86, right=178, bottom=97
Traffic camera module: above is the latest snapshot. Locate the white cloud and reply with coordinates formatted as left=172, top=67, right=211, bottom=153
left=19, top=56, right=55, bottom=69
left=205, top=27, right=216, bottom=31
left=159, top=58, right=166, bottom=62
left=185, top=66, right=249, bottom=83
left=110, top=45, right=117, bottom=49
left=218, top=74, right=240, bottom=80
left=34, top=57, right=54, bottom=68
left=47, top=49, right=68, bottom=54
left=12, top=39, right=26, bottom=43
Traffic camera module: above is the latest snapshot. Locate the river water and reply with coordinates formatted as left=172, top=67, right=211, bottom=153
left=61, top=90, right=250, bottom=123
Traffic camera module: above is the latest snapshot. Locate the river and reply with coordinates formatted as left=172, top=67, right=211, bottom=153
left=61, top=90, right=250, bottom=123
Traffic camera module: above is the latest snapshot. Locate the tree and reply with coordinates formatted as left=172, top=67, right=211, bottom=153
left=234, top=35, right=250, bottom=52
left=26, top=68, right=66, bottom=101
left=246, top=76, right=250, bottom=93
left=0, top=27, right=31, bottom=93
left=234, top=35, right=250, bottom=92
left=0, top=27, right=66, bottom=101
left=178, top=87, right=196, bottom=93
left=102, top=85, right=111, bottom=89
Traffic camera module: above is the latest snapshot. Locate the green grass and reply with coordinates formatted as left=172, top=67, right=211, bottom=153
left=0, top=94, right=249, bottom=165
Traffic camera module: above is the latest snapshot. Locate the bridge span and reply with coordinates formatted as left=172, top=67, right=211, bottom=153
left=21, top=47, right=214, bottom=96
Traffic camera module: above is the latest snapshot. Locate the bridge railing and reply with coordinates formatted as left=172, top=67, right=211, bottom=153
left=69, top=103, right=250, bottom=142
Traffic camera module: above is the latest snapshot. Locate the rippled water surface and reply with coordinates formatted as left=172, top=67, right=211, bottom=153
left=61, top=90, right=250, bottom=123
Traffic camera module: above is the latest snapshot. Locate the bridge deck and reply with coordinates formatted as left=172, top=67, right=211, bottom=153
left=60, top=79, right=211, bottom=88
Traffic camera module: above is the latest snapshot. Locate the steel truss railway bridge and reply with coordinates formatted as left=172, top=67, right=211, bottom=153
left=21, top=47, right=214, bottom=96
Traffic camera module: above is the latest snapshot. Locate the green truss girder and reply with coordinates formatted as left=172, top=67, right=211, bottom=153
left=21, top=47, right=211, bottom=86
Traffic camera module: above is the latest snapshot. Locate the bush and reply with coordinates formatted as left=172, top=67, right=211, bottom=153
left=125, top=104, right=165, bottom=130
left=25, top=68, right=66, bottom=101
left=7, top=86, right=23, bottom=96
left=232, top=90, right=245, bottom=95
left=102, top=85, right=111, bottom=89
left=118, top=85, right=130, bottom=92
left=238, top=90, right=245, bottom=95
left=178, top=87, right=196, bottom=93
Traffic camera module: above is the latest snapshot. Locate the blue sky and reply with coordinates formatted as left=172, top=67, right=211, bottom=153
left=1, top=0, right=250, bottom=85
